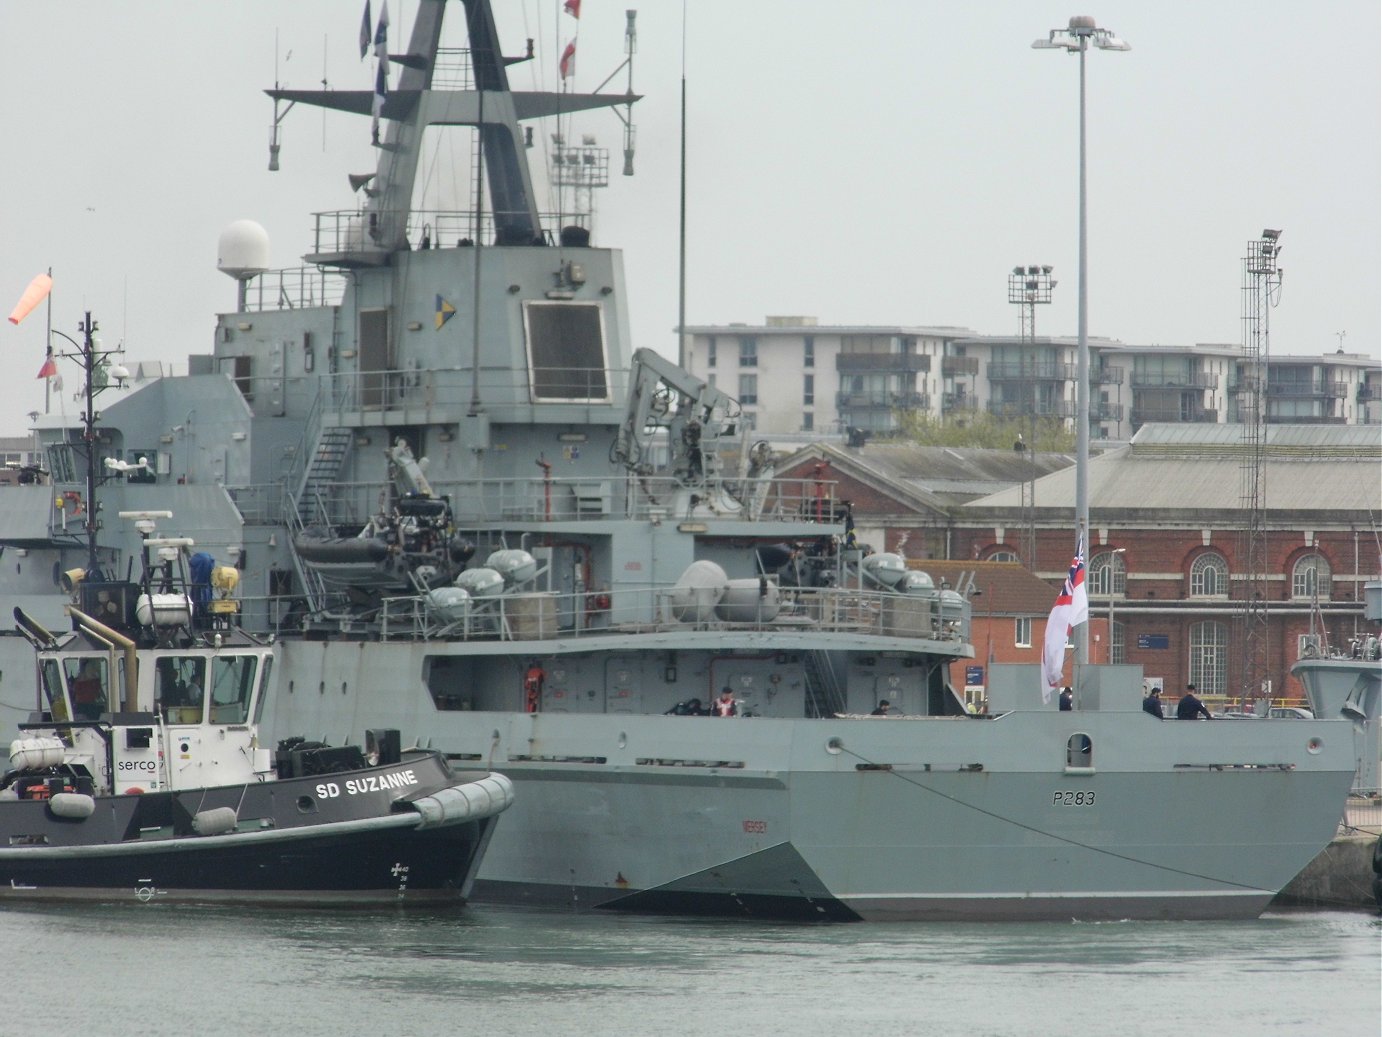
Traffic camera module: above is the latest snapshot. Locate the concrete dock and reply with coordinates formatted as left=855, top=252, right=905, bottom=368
left=1273, top=798, right=1382, bottom=912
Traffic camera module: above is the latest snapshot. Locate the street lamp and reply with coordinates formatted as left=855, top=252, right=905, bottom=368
left=1033, top=15, right=1129, bottom=666
left=1106, top=546, right=1126, bottom=663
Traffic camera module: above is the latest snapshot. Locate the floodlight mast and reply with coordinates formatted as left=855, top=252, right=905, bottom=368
left=1032, top=16, right=1129, bottom=667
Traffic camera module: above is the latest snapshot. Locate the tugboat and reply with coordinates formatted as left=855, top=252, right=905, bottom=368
left=0, top=510, right=513, bottom=904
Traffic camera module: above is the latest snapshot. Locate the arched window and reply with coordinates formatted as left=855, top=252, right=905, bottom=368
left=1292, top=553, right=1332, bottom=601
left=986, top=549, right=1018, bottom=563
left=1189, top=621, right=1228, bottom=696
left=1189, top=552, right=1228, bottom=598
left=1089, top=550, right=1126, bottom=596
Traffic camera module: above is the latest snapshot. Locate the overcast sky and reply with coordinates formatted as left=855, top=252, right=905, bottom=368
left=3, top=1, right=1377, bottom=432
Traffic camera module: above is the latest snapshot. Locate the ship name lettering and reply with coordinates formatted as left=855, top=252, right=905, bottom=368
left=742, top=819, right=768, bottom=834
left=1051, top=790, right=1095, bottom=806
left=345, top=770, right=419, bottom=795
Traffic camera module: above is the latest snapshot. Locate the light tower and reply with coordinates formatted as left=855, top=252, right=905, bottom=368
left=1007, top=264, right=1056, bottom=570
left=1237, top=228, right=1283, bottom=707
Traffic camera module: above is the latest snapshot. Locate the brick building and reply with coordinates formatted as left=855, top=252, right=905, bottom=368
left=779, top=424, right=1380, bottom=707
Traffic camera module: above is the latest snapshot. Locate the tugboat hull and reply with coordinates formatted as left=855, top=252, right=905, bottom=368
left=0, top=756, right=513, bottom=904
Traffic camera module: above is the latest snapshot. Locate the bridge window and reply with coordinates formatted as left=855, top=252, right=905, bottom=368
left=524, top=301, right=610, bottom=402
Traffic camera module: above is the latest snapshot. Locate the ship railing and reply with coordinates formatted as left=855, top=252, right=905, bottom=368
left=236, top=266, right=347, bottom=313
left=296, top=472, right=842, bottom=527
left=312, top=366, right=630, bottom=417
left=308, top=208, right=591, bottom=256
left=375, top=582, right=971, bottom=645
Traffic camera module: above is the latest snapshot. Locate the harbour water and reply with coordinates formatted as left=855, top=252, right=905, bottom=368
left=5, top=902, right=1376, bottom=1035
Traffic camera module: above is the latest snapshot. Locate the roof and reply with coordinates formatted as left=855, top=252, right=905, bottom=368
left=907, top=560, right=1056, bottom=614
left=969, top=423, right=1382, bottom=514
left=778, top=442, right=1075, bottom=511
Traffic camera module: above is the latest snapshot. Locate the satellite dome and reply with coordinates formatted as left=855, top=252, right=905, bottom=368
left=217, top=220, right=270, bottom=280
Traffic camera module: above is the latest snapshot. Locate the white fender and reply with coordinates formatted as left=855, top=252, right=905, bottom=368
left=49, top=792, right=96, bottom=819
left=411, top=773, right=515, bottom=829
left=192, top=806, right=239, bottom=836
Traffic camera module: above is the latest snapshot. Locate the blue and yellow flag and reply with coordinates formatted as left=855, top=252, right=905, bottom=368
left=435, top=294, right=456, bottom=330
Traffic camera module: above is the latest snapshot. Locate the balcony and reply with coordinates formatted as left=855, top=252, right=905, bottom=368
left=1092, top=366, right=1124, bottom=385
left=1091, top=401, right=1124, bottom=421
left=1130, top=405, right=1215, bottom=425
left=1265, top=380, right=1349, bottom=399
left=942, top=392, right=978, bottom=413
left=836, top=391, right=929, bottom=410
left=987, top=399, right=1075, bottom=420
left=1130, top=372, right=1218, bottom=390
left=942, top=356, right=979, bottom=376
left=987, top=362, right=1076, bottom=381
left=835, top=353, right=931, bottom=373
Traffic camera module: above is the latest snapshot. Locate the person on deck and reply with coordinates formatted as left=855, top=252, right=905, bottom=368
left=1176, top=683, right=1212, bottom=720
left=712, top=687, right=737, bottom=717
left=870, top=699, right=892, bottom=716
left=1142, top=686, right=1164, bottom=718
left=1058, top=686, right=1073, bottom=711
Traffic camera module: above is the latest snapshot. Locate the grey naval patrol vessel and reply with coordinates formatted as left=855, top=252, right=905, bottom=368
left=0, top=0, right=1356, bottom=920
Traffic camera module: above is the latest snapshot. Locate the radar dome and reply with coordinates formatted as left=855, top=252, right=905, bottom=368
left=217, top=220, right=271, bottom=280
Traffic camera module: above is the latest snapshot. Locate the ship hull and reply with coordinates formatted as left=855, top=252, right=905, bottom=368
left=264, top=644, right=1354, bottom=921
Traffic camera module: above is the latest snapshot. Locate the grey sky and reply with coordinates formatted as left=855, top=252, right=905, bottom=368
left=3, top=1, right=1378, bottom=432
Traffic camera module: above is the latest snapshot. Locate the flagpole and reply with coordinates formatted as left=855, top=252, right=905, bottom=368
left=44, top=267, right=53, bottom=414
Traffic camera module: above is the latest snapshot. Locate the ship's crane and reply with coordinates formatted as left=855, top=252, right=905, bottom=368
left=612, top=348, right=741, bottom=488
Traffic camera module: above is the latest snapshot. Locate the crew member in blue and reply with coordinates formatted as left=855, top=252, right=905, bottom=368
left=1176, top=683, right=1212, bottom=720
left=1058, top=686, right=1073, bottom=711
left=1142, top=686, right=1164, bottom=718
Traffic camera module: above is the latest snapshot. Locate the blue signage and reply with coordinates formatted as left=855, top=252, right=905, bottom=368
left=965, top=666, right=984, bottom=685
left=1137, top=634, right=1170, bottom=650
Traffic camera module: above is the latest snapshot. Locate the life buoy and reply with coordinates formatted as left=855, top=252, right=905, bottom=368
left=125, top=786, right=145, bottom=795
left=523, top=664, right=545, bottom=713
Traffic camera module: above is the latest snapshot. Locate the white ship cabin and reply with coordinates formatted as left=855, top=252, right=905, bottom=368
left=32, top=640, right=276, bottom=795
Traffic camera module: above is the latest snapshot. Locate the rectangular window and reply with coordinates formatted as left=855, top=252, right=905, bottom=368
left=738, top=374, right=758, bottom=404
left=523, top=301, right=610, bottom=402
left=707, top=336, right=717, bottom=368
left=1015, top=617, right=1032, bottom=648
left=124, top=450, right=157, bottom=485
left=803, top=374, right=814, bottom=406
left=804, top=336, right=815, bottom=368
left=801, top=412, right=813, bottom=431
left=739, top=337, right=758, bottom=367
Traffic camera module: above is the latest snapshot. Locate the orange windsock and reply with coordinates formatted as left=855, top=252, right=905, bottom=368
left=9, top=273, right=53, bottom=325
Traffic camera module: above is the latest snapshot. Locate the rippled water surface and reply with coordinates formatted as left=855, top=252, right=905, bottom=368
left=3, top=902, right=1376, bottom=1036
